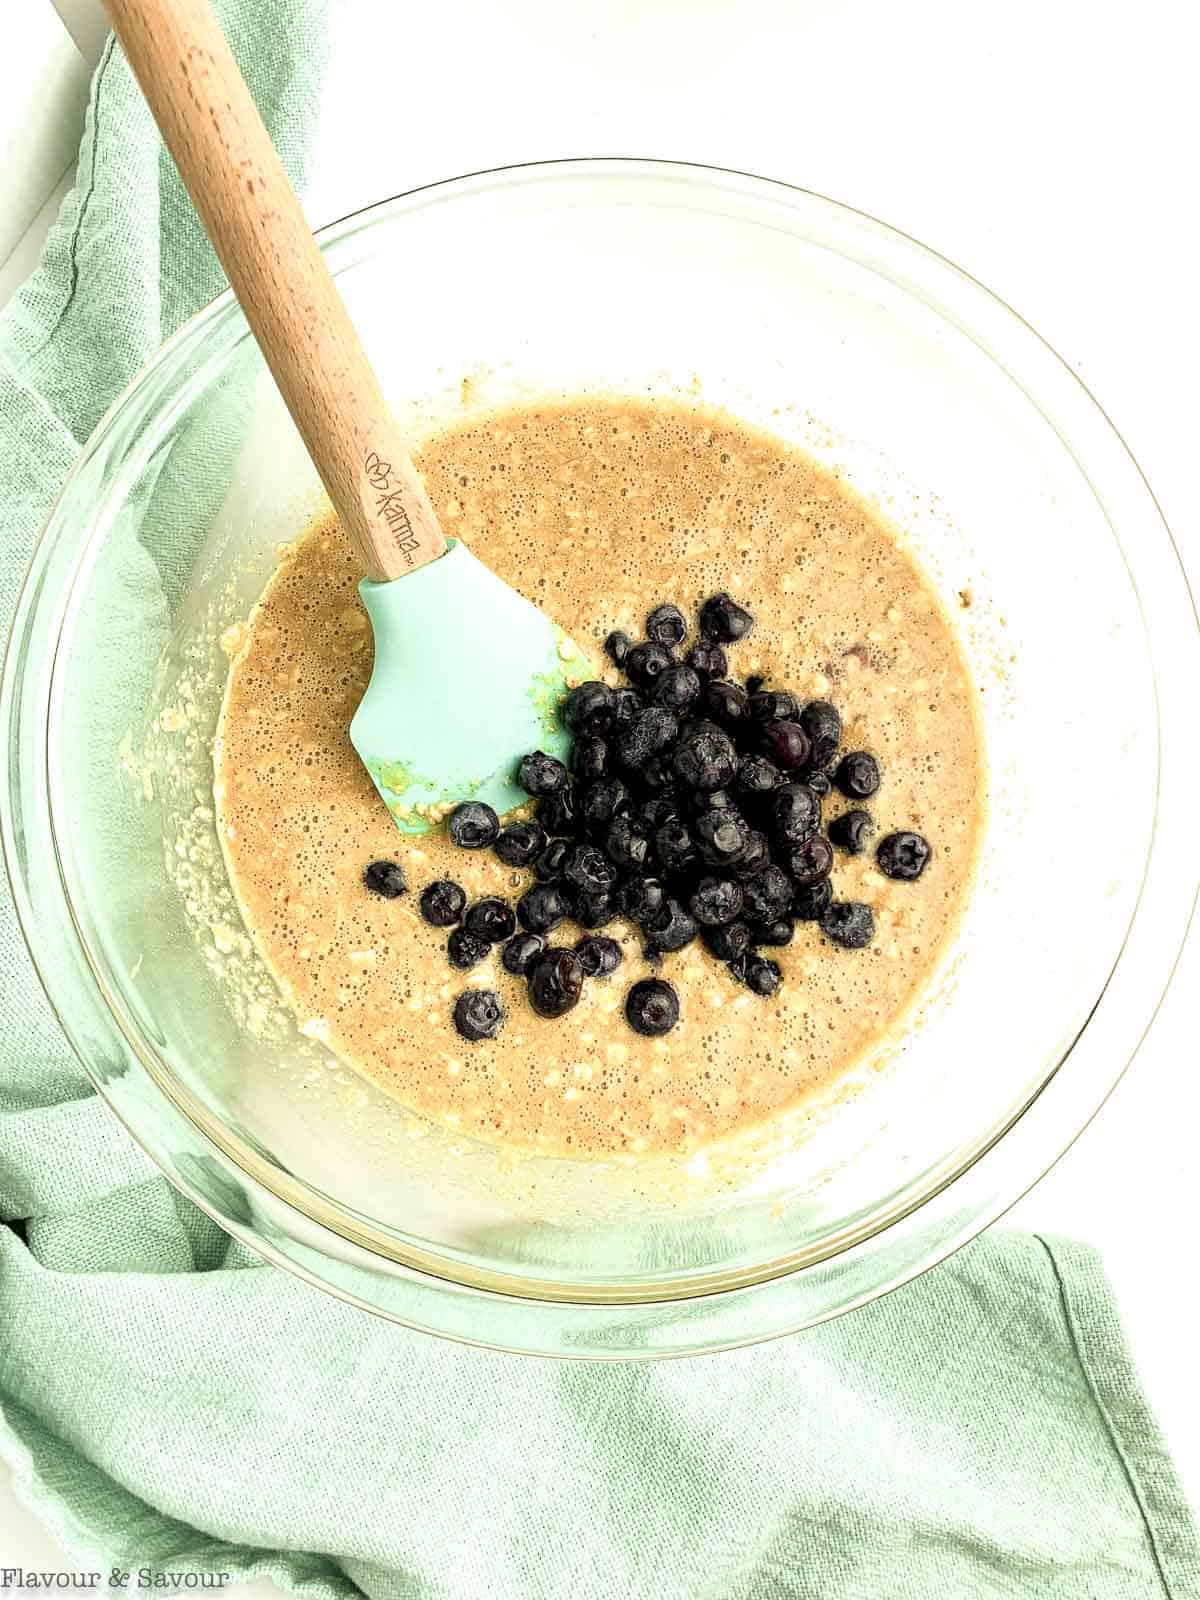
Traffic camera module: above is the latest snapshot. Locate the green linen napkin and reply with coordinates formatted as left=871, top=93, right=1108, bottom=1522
left=0, top=8, right=1196, bottom=1597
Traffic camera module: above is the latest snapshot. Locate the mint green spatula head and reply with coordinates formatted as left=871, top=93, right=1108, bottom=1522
left=350, top=542, right=579, bottom=834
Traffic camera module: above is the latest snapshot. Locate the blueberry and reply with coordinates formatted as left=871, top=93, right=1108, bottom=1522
left=703, top=921, right=752, bottom=961
left=748, top=690, right=800, bottom=723
left=363, top=859, right=406, bottom=898
left=448, top=801, right=500, bottom=849
left=699, top=592, right=754, bottom=642
left=563, top=680, right=616, bottom=735
left=689, top=876, right=745, bottom=927
left=564, top=842, right=619, bottom=897
left=800, top=700, right=842, bottom=769
left=755, top=918, right=795, bottom=947
left=693, top=787, right=736, bottom=812
left=618, top=876, right=667, bottom=925
left=835, top=752, right=881, bottom=800
left=464, top=897, right=517, bottom=943
left=502, top=932, right=545, bottom=975
left=625, top=978, right=680, bottom=1036
left=735, top=754, right=782, bottom=802
left=534, top=838, right=571, bottom=882
left=807, top=770, right=833, bottom=798
left=494, top=820, right=548, bottom=868
left=517, top=750, right=569, bottom=797
left=447, top=927, right=491, bottom=969
left=770, top=783, right=822, bottom=847
left=644, top=897, right=698, bottom=953
left=672, top=721, right=738, bottom=791
left=517, top=883, right=570, bottom=934
left=654, top=664, right=702, bottom=713
left=576, top=935, right=623, bottom=977
left=820, top=900, right=875, bottom=949
left=419, top=878, right=466, bottom=926
left=792, top=879, right=834, bottom=922
left=646, top=603, right=688, bottom=648
left=655, top=818, right=697, bottom=878
left=572, top=891, right=618, bottom=929
left=639, top=795, right=680, bottom=830
left=828, top=808, right=874, bottom=855
left=625, top=640, right=674, bottom=688
left=528, top=949, right=585, bottom=1018
left=744, top=675, right=766, bottom=695
left=641, top=755, right=678, bottom=792
left=537, top=781, right=581, bottom=837
left=760, top=721, right=811, bottom=773
left=581, top=776, right=633, bottom=834
left=606, top=817, right=653, bottom=872
left=617, top=706, right=679, bottom=770
left=788, top=834, right=834, bottom=888
left=687, top=640, right=728, bottom=679
left=453, top=989, right=504, bottom=1041
left=604, top=629, right=632, bottom=668
left=877, top=831, right=932, bottom=881
left=694, top=808, right=749, bottom=867
left=729, top=953, right=782, bottom=997
left=741, top=864, right=793, bottom=924
left=703, top=679, right=749, bottom=727
left=730, top=829, right=770, bottom=879
left=571, top=735, right=610, bottom=782
left=611, top=686, right=644, bottom=726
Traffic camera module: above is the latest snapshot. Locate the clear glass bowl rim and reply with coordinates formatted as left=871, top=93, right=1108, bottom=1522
left=4, top=157, right=1198, bottom=1358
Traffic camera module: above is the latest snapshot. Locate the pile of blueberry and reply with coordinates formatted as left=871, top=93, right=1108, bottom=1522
left=365, top=592, right=932, bottom=1043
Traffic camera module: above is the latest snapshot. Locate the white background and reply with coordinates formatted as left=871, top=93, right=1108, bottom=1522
left=2, top=0, right=1197, bottom=1579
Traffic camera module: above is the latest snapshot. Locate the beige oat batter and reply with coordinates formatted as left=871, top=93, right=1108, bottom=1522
left=216, top=398, right=984, bottom=1157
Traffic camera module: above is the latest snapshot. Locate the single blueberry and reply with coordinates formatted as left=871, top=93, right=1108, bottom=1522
left=517, top=750, right=569, bottom=797
left=789, top=834, right=834, bottom=888
left=571, top=734, right=610, bottom=782
left=828, top=808, right=875, bottom=855
left=625, top=640, right=675, bottom=688
left=447, top=801, right=500, bottom=849
left=494, top=820, right=548, bottom=868
left=571, top=890, right=618, bottom=929
left=617, top=705, right=680, bottom=771
left=754, top=918, right=795, bottom=948
left=418, top=878, right=466, bottom=926
left=618, top=876, right=667, bottom=925
left=564, top=842, right=619, bottom=897
left=735, top=754, right=783, bottom=801
left=363, top=859, right=406, bottom=899
left=604, top=629, right=632, bottom=668
left=703, top=679, right=749, bottom=727
left=699, top=592, right=755, bottom=642
left=646, top=603, right=688, bottom=649
left=605, top=816, right=653, bottom=872
left=536, top=781, right=582, bottom=837
left=655, top=818, right=697, bottom=878
left=730, top=830, right=771, bottom=880
left=611, top=686, right=644, bottom=726
left=581, top=776, right=633, bottom=835
left=729, top=953, right=782, bottom=997
left=528, top=949, right=586, bottom=1018
left=534, top=838, right=571, bottom=882
left=807, top=770, right=833, bottom=798
left=672, top=721, right=738, bottom=791
left=689, top=876, right=745, bottom=927
left=639, top=796, right=680, bottom=830
left=770, top=783, right=822, bottom=847
left=517, top=883, right=571, bottom=934
left=641, top=755, right=678, bottom=792
left=694, top=808, right=750, bottom=867
left=877, top=831, right=932, bottom=881
left=464, top=897, right=517, bottom=943
left=575, top=935, right=623, bottom=977
left=687, top=640, right=728, bottom=679
left=703, top=921, right=752, bottom=961
left=625, top=978, right=681, bottom=1036
left=792, top=879, right=834, bottom=922
left=654, top=664, right=702, bottom=713
left=644, top=897, right=698, bottom=954
left=501, top=931, right=545, bottom=976
left=563, top=680, right=616, bottom=735
left=760, top=720, right=812, bottom=773
left=453, top=990, right=504, bottom=1041
left=741, top=864, right=793, bottom=924
left=447, top=927, right=491, bottom=969
left=821, top=900, right=876, bottom=949
left=835, top=752, right=881, bottom=800
left=748, top=690, right=800, bottom=723
left=800, top=700, right=842, bottom=769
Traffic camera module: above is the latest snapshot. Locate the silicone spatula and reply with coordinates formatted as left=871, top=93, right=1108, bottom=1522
left=103, top=0, right=576, bottom=831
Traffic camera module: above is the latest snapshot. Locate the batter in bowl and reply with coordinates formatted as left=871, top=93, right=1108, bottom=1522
left=216, top=397, right=984, bottom=1157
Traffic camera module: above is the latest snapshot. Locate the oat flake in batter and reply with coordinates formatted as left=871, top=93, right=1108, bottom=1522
left=216, top=397, right=984, bottom=1158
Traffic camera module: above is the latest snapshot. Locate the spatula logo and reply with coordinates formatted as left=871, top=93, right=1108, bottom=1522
left=364, top=450, right=421, bottom=563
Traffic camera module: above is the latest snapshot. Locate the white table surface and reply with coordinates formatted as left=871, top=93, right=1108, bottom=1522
left=3, top=0, right=1197, bottom=1578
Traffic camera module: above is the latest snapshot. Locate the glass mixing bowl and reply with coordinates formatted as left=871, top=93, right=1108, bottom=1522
left=4, top=160, right=1197, bottom=1357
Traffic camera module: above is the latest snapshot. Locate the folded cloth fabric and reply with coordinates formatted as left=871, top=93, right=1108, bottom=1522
left=0, top=8, right=1196, bottom=1598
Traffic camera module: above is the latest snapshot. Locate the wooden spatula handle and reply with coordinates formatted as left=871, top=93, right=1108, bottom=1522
left=102, top=0, right=446, bottom=583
